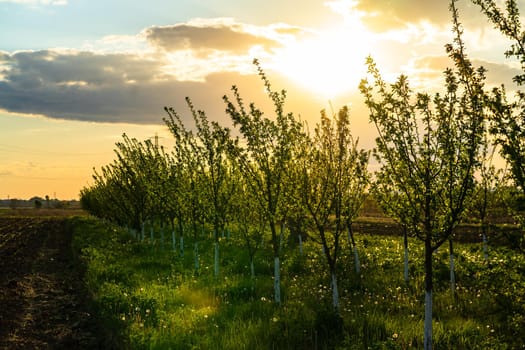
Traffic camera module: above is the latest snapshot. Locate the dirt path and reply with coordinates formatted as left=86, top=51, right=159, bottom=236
left=0, top=217, right=105, bottom=349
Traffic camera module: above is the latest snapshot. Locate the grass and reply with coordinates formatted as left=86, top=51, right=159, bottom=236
left=70, top=216, right=525, bottom=349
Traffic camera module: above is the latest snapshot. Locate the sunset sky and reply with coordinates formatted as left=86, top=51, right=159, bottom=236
left=0, top=0, right=522, bottom=200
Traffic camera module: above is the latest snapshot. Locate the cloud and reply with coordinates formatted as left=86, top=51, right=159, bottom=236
left=325, top=0, right=485, bottom=31
left=0, top=18, right=323, bottom=126
left=0, top=0, right=66, bottom=5
left=144, top=19, right=293, bottom=56
left=399, top=54, right=522, bottom=92
left=0, top=48, right=323, bottom=126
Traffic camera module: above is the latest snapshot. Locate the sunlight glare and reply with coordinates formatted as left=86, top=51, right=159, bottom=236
left=272, top=1, right=374, bottom=99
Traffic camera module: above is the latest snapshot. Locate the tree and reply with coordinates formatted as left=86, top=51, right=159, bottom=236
left=165, top=98, right=236, bottom=277
left=91, top=136, right=152, bottom=231
left=231, top=173, right=265, bottom=289
left=372, top=181, right=414, bottom=283
left=472, top=0, right=525, bottom=249
left=297, top=106, right=369, bottom=312
left=164, top=110, right=205, bottom=266
left=223, top=59, right=303, bottom=304
left=468, top=128, right=504, bottom=260
left=359, top=2, right=485, bottom=347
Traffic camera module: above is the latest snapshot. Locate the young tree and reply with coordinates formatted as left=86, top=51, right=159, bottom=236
left=87, top=134, right=155, bottom=232
left=468, top=129, right=503, bottom=260
left=472, top=0, right=525, bottom=248
left=231, top=174, right=265, bottom=287
left=359, top=2, right=485, bottom=347
left=164, top=110, right=206, bottom=266
left=165, top=98, right=236, bottom=277
left=372, top=181, right=414, bottom=283
left=223, top=60, right=303, bottom=304
left=298, top=106, right=369, bottom=312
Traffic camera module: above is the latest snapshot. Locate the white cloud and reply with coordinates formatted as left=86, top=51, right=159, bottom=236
left=0, top=0, right=67, bottom=5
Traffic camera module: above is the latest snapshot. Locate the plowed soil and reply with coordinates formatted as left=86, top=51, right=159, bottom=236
left=0, top=216, right=105, bottom=349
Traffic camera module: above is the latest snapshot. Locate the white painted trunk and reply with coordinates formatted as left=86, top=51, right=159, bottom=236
left=353, top=246, right=361, bottom=275
left=298, top=234, right=303, bottom=255
left=194, top=242, right=199, bottom=271
left=171, top=229, right=176, bottom=251
left=180, top=236, right=184, bottom=256
left=279, top=223, right=285, bottom=252
left=274, top=257, right=281, bottom=304
left=450, top=253, right=456, bottom=294
left=331, top=272, right=340, bottom=311
left=214, top=241, right=219, bottom=277
left=404, top=245, right=409, bottom=282
left=424, top=290, right=433, bottom=350
left=482, top=232, right=488, bottom=260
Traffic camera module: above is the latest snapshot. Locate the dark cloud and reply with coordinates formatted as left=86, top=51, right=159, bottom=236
left=2, top=50, right=161, bottom=88
left=0, top=49, right=324, bottom=126
left=145, top=22, right=282, bottom=54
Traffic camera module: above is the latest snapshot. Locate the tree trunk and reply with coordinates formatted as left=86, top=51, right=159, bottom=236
left=141, top=221, right=145, bottom=241
left=279, top=222, right=285, bottom=253
left=353, top=247, right=361, bottom=275
left=270, top=220, right=281, bottom=305
left=331, top=271, right=340, bottom=312
left=404, top=228, right=409, bottom=283
left=180, top=236, right=184, bottom=256
left=150, top=223, right=154, bottom=242
left=449, top=239, right=456, bottom=296
left=250, top=257, right=255, bottom=279
left=214, top=240, right=220, bottom=277
left=482, top=224, right=488, bottom=260
left=250, top=256, right=256, bottom=298
left=298, top=233, right=303, bottom=255
left=172, top=229, right=176, bottom=251
left=194, top=242, right=200, bottom=272
left=347, top=226, right=360, bottom=274
left=274, top=256, right=281, bottom=304
left=424, top=238, right=433, bottom=350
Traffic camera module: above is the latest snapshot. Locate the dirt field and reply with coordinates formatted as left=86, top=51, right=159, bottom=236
left=0, top=214, right=105, bottom=349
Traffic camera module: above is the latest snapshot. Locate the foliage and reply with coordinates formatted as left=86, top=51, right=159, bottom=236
left=223, top=59, right=304, bottom=303
left=471, top=0, right=525, bottom=249
left=80, top=134, right=169, bottom=231
left=296, top=105, right=369, bottom=311
left=71, top=216, right=525, bottom=349
left=359, top=2, right=486, bottom=348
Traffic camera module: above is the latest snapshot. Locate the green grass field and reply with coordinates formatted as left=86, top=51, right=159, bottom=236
left=71, top=216, right=525, bottom=349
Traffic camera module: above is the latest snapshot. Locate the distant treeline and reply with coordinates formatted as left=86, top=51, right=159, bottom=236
left=0, top=198, right=80, bottom=209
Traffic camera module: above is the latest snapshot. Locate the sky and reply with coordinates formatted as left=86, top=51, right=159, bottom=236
left=0, top=0, right=523, bottom=200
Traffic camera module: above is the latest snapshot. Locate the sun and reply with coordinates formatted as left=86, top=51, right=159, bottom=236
left=272, top=8, right=375, bottom=99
